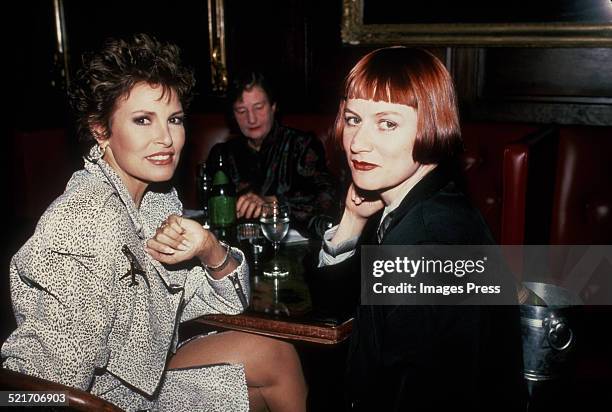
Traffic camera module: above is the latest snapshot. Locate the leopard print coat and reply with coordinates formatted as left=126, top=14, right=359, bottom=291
left=2, top=146, right=250, bottom=411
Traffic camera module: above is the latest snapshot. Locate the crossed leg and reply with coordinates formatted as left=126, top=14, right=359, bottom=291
left=169, top=331, right=307, bottom=412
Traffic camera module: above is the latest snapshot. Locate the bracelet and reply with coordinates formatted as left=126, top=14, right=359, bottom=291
left=202, top=241, right=231, bottom=272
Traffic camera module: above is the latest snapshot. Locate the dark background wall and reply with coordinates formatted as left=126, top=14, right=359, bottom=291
left=8, top=0, right=612, bottom=132
left=452, top=47, right=612, bottom=125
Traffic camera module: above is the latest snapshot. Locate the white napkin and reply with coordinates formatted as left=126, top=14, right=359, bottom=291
left=282, top=228, right=309, bottom=244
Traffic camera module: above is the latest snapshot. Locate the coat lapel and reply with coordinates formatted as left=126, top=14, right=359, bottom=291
left=380, top=166, right=451, bottom=244
left=85, top=146, right=185, bottom=291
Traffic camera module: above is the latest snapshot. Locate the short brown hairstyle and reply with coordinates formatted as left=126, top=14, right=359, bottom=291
left=335, top=47, right=461, bottom=164
left=228, top=71, right=276, bottom=107
left=70, top=33, right=195, bottom=144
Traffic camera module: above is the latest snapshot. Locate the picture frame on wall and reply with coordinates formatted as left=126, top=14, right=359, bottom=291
left=342, top=0, right=612, bottom=47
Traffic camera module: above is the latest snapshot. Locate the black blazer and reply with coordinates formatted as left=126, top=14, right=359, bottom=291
left=329, top=166, right=527, bottom=411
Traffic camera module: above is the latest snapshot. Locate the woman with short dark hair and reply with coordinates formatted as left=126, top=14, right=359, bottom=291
left=208, top=71, right=338, bottom=238
left=2, top=33, right=306, bottom=412
left=320, top=47, right=526, bottom=411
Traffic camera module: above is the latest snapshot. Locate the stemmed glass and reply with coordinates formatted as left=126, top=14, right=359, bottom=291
left=236, top=223, right=265, bottom=269
left=259, top=202, right=290, bottom=277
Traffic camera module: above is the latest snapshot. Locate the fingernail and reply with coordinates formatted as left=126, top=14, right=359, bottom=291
left=182, top=240, right=192, bottom=249
left=164, top=246, right=175, bottom=254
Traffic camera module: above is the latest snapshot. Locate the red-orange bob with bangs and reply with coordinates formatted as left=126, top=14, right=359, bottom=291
left=335, top=47, right=462, bottom=164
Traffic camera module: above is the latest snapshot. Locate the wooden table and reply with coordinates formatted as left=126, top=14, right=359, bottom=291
left=187, top=238, right=354, bottom=345
left=193, top=313, right=353, bottom=345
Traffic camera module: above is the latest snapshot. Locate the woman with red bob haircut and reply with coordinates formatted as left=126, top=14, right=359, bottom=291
left=319, top=47, right=526, bottom=411
left=334, top=46, right=462, bottom=165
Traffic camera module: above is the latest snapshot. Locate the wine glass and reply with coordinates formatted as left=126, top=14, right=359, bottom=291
left=236, top=222, right=265, bottom=268
left=266, top=277, right=290, bottom=316
left=259, top=202, right=290, bottom=277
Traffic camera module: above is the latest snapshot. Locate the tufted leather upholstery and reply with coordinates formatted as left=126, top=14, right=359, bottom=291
left=550, top=126, right=612, bottom=245
left=459, top=123, right=560, bottom=282
left=545, top=127, right=612, bottom=383
left=459, top=122, right=541, bottom=244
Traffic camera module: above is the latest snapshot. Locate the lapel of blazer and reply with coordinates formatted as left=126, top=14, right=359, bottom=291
left=85, top=148, right=146, bottom=239
left=380, top=165, right=451, bottom=244
left=85, top=147, right=185, bottom=291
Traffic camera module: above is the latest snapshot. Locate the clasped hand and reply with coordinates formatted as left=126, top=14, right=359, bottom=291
left=145, top=214, right=219, bottom=266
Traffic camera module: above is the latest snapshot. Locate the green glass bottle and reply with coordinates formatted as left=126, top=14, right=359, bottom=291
left=208, top=168, right=236, bottom=228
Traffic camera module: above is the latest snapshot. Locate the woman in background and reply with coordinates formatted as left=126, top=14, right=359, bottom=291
left=208, top=72, right=338, bottom=238
left=2, top=34, right=306, bottom=412
left=319, top=47, right=526, bottom=411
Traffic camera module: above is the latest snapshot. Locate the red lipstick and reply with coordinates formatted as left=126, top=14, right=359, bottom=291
left=352, top=160, right=377, bottom=171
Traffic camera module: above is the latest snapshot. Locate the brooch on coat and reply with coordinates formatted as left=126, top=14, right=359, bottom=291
left=120, top=245, right=150, bottom=288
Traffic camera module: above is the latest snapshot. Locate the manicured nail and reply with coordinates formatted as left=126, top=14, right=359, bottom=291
left=164, top=246, right=175, bottom=254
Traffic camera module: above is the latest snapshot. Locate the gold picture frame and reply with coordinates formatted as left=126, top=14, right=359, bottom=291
left=208, top=0, right=228, bottom=94
left=342, top=0, right=612, bottom=47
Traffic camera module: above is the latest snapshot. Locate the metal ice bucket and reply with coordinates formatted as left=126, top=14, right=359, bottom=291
left=520, top=282, right=582, bottom=383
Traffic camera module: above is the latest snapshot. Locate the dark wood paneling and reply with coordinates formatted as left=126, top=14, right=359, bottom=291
left=224, top=0, right=308, bottom=111
left=364, top=0, right=612, bottom=24
left=10, top=2, right=69, bottom=130
left=10, top=1, right=612, bottom=127
left=452, top=48, right=612, bottom=125
left=483, top=48, right=612, bottom=101
left=224, top=0, right=374, bottom=113
left=63, top=0, right=214, bottom=111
